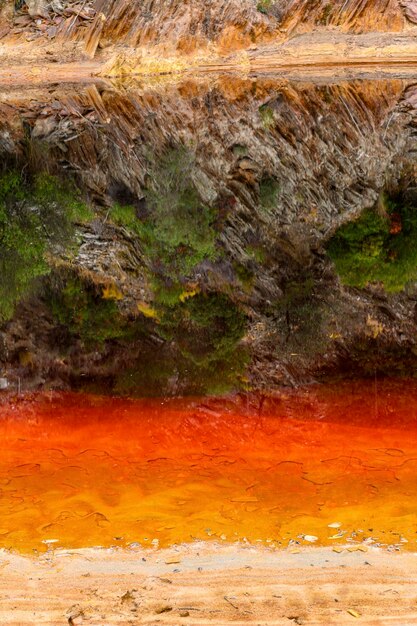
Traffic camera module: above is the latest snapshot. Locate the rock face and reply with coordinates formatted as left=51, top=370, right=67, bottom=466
left=0, top=75, right=417, bottom=394
left=26, top=0, right=49, bottom=18
left=82, top=0, right=406, bottom=56
left=6, top=78, right=408, bottom=239
left=0, top=0, right=415, bottom=65
left=401, top=0, right=417, bottom=23
left=83, top=0, right=272, bottom=57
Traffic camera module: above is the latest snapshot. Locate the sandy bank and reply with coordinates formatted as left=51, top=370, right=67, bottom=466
left=1, top=543, right=417, bottom=624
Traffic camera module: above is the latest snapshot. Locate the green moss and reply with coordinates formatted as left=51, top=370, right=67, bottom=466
left=109, top=146, right=218, bottom=306
left=150, top=280, right=187, bottom=307
left=234, top=262, right=255, bottom=291
left=259, top=177, right=280, bottom=212
left=109, top=203, right=140, bottom=233
left=33, top=173, right=93, bottom=224
left=70, top=147, right=248, bottom=394
left=112, top=291, right=249, bottom=396
left=145, top=148, right=217, bottom=272
left=259, top=104, right=275, bottom=129
left=272, top=274, right=328, bottom=356
left=157, top=292, right=248, bottom=394
left=232, top=144, right=248, bottom=156
left=158, top=293, right=245, bottom=359
left=0, top=170, right=93, bottom=322
left=47, top=275, right=129, bottom=348
left=257, top=0, right=272, bottom=14
left=327, top=193, right=417, bottom=292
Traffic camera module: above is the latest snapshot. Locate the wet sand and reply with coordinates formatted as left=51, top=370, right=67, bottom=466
left=1, top=543, right=417, bottom=625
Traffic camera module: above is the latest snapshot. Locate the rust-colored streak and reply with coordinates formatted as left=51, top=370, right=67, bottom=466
left=1, top=379, right=417, bottom=553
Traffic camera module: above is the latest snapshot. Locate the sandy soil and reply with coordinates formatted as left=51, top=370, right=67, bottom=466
left=1, top=543, right=417, bottom=625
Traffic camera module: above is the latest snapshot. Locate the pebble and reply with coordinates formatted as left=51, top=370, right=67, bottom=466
left=155, top=605, right=172, bottom=614
left=328, top=522, right=342, bottom=528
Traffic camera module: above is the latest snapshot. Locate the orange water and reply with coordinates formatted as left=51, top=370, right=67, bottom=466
left=1, top=379, right=417, bottom=553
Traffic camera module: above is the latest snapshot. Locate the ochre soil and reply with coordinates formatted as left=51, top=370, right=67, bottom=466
left=1, top=544, right=417, bottom=625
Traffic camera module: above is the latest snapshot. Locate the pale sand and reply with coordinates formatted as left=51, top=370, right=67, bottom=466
left=1, top=543, right=417, bottom=624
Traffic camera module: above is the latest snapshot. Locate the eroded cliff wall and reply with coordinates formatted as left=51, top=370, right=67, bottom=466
left=0, top=0, right=416, bottom=69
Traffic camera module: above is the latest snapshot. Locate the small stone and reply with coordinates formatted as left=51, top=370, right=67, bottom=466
left=179, top=610, right=190, bottom=617
left=155, top=605, right=172, bottom=614
left=348, top=545, right=368, bottom=552
left=120, top=590, right=135, bottom=604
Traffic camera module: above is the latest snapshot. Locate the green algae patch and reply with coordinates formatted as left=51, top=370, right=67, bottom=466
left=327, top=193, right=417, bottom=292
left=0, top=170, right=93, bottom=322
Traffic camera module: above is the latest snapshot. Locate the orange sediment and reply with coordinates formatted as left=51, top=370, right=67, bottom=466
left=1, top=378, right=417, bottom=553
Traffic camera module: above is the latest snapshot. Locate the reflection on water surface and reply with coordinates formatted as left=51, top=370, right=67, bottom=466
left=1, top=75, right=417, bottom=555
left=1, top=76, right=417, bottom=392
left=1, top=379, right=417, bottom=553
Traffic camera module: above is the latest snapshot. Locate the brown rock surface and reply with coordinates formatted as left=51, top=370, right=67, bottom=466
left=0, top=0, right=415, bottom=71
left=401, top=0, right=417, bottom=23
